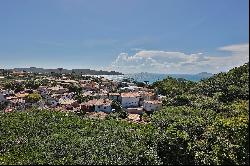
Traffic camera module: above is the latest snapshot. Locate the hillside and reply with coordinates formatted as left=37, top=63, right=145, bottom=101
left=152, top=62, right=249, bottom=110
left=193, top=62, right=249, bottom=102
left=0, top=63, right=249, bottom=165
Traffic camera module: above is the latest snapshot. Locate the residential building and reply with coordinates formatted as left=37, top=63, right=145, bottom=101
left=121, top=92, right=140, bottom=108
left=108, top=93, right=120, bottom=101
left=94, top=99, right=112, bottom=113
left=0, top=93, right=7, bottom=104
left=80, top=99, right=112, bottom=113
left=143, top=100, right=162, bottom=112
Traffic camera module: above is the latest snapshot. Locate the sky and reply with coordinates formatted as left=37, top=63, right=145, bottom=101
left=0, top=0, right=249, bottom=74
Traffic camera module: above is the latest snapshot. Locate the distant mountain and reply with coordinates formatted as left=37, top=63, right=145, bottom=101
left=168, top=72, right=214, bottom=82
left=196, top=72, right=214, bottom=78
left=11, top=67, right=123, bottom=75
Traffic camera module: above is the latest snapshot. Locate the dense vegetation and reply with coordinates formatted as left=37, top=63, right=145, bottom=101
left=152, top=62, right=249, bottom=111
left=0, top=110, right=161, bottom=165
left=0, top=63, right=249, bottom=165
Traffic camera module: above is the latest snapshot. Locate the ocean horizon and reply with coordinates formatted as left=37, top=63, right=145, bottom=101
left=92, top=72, right=214, bottom=84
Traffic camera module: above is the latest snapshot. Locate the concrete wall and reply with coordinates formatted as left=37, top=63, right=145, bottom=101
left=121, top=96, right=140, bottom=108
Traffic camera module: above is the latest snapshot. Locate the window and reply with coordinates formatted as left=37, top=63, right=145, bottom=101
left=104, top=106, right=106, bottom=109
left=98, top=106, right=100, bottom=108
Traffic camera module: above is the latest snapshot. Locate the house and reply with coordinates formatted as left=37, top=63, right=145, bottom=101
left=60, top=92, right=74, bottom=100
left=15, top=92, right=29, bottom=99
left=6, top=97, right=26, bottom=110
left=47, top=98, right=59, bottom=107
left=0, top=93, right=7, bottom=105
left=59, top=98, right=79, bottom=110
left=121, top=92, right=141, bottom=108
left=38, top=86, right=49, bottom=97
left=139, top=91, right=156, bottom=101
left=97, top=92, right=108, bottom=99
left=47, top=86, right=68, bottom=94
left=80, top=99, right=97, bottom=112
left=143, top=100, right=162, bottom=112
left=1, top=90, right=15, bottom=96
left=108, top=93, right=120, bottom=101
left=80, top=99, right=112, bottom=113
left=81, top=81, right=98, bottom=91
left=120, top=86, right=141, bottom=92
left=94, top=99, right=112, bottom=113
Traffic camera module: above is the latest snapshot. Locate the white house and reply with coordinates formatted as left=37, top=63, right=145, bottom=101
left=143, top=100, right=162, bottom=112
left=38, top=86, right=49, bottom=97
left=48, top=98, right=59, bottom=107
left=139, top=91, right=155, bottom=101
left=0, top=93, right=7, bottom=105
left=47, top=86, right=68, bottom=94
left=98, top=93, right=108, bottom=99
left=1, top=90, right=14, bottom=96
left=81, top=99, right=112, bottom=113
left=94, top=99, right=112, bottom=113
left=121, top=92, right=140, bottom=108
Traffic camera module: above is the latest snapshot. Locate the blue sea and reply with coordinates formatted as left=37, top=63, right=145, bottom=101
left=94, top=72, right=213, bottom=84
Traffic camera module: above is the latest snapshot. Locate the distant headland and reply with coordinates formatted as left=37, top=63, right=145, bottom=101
left=2, top=67, right=123, bottom=75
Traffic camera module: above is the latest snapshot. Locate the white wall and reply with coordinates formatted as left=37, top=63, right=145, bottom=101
left=121, top=97, right=140, bottom=108
left=143, top=102, right=162, bottom=112
left=48, top=100, right=58, bottom=107
left=95, top=105, right=112, bottom=113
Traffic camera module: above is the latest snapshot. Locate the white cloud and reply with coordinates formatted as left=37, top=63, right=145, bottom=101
left=218, top=43, right=249, bottom=52
left=107, top=43, right=249, bottom=74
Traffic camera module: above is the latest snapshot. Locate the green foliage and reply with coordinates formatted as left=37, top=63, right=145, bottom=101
left=0, top=63, right=248, bottom=165
left=67, top=84, right=82, bottom=93
left=74, top=94, right=84, bottom=103
left=0, top=110, right=162, bottom=165
left=111, top=100, right=122, bottom=112
left=3, top=81, right=25, bottom=93
left=134, top=81, right=146, bottom=87
left=155, top=63, right=249, bottom=114
left=152, top=76, right=196, bottom=97
left=163, top=94, right=191, bottom=106
left=151, top=105, right=249, bottom=165
left=192, top=62, right=249, bottom=103
left=193, top=114, right=249, bottom=165
left=25, top=80, right=41, bottom=89
left=0, top=101, right=9, bottom=111
left=25, top=93, right=42, bottom=103
left=108, top=101, right=128, bottom=119
left=0, top=103, right=248, bottom=165
left=141, top=112, right=151, bottom=122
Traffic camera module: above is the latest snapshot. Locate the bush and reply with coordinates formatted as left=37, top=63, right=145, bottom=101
left=0, top=109, right=161, bottom=165
left=25, top=93, right=42, bottom=103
